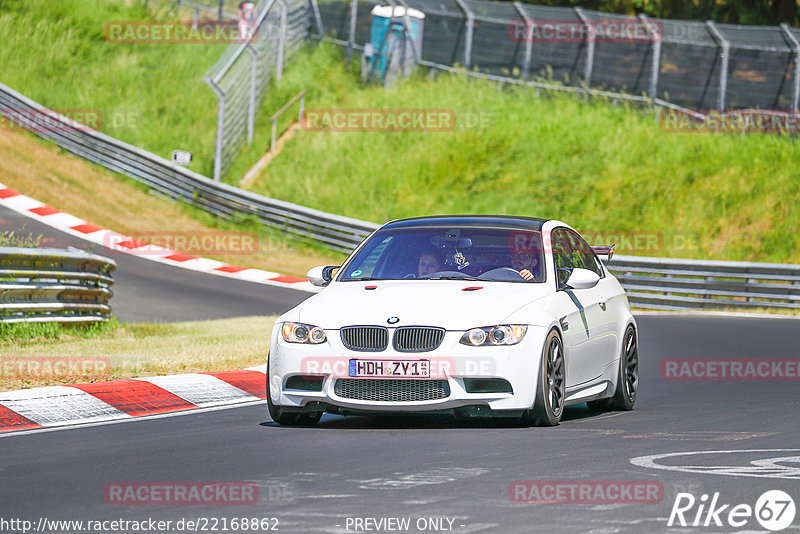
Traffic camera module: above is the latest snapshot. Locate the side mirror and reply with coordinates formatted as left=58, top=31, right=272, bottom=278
left=307, top=265, right=339, bottom=287
left=564, top=268, right=600, bottom=290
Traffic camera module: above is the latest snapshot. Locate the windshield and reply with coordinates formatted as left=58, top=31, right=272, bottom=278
left=339, top=227, right=545, bottom=283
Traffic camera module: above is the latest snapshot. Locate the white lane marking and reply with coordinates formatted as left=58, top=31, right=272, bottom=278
left=0, top=386, right=129, bottom=426
left=0, top=399, right=265, bottom=438
left=634, top=310, right=800, bottom=320
left=630, top=449, right=800, bottom=480
left=136, top=374, right=254, bottom=407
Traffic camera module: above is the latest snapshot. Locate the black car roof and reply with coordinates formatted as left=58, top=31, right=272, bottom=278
left=382, top=215, right=549, bottom=231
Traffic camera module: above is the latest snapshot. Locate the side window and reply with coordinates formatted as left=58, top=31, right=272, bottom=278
left=551, top=229, right=574, bottom=286
left=566, top=230, right=604, bottom=277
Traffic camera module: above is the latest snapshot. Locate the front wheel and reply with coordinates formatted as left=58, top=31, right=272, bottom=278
left=520, top=330, right=565, bottom=426
left=266, top=373, right=322, bottom=426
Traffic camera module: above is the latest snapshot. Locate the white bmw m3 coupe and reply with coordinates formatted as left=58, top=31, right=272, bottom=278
left=267, top=215, right=638, bottom=426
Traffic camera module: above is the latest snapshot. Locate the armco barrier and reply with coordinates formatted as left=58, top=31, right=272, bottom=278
left=608, top=255, right=800, bottom=311
left=1, top=83, right=798, bottom=312
left=0, top=248, right=116, bottom=323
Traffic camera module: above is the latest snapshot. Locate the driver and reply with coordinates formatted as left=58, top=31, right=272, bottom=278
left=417, top=250, right=443, bottom=277
left=511, top=252, right=540, bottom=281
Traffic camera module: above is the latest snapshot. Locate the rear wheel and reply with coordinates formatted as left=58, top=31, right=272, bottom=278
left=266, top=373, right=322, bottom=426
left=587, top=325, right=638, bottom=412
left=521, top=330, right=565, bottom=426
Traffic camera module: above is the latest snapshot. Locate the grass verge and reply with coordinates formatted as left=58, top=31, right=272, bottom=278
left=0, top=316, right=276, bottom=391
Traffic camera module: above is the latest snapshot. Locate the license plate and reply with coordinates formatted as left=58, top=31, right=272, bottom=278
left=349, top=359, right=430, bottom=378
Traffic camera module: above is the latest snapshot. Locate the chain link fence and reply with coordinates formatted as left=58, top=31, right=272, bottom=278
left=204, top=0, right=310, bottom=181
left=315, top=0, right=800, bottom=115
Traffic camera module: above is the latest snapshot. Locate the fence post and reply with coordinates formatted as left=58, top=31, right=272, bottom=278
left=218, top=0, right=224, bottom=21
left=781, top=23, right=800, bottom=114
left=453, top=0, right=474, bottom=69
left=705, top=21, right=729, bottom=112
left=206, top=79, right=226, bottom=182
left=347, top=0, right=358, bottom=61
left=638, top=14, right=661, bottom=102
left=574, top=8, right=595, bottom=88
left=246, top=45, right=258, bottom=144
left=310, top=0, right=325, bottom=39
left=277, top=0, right=288, bottom=81
left=513, top=2, right=533, bottom=80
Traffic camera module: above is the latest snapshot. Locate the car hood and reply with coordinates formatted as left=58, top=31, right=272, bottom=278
left=293, top=280, right=553, bottom=330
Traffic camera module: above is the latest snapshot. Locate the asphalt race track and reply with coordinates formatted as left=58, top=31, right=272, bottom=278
left=0, top=205, right=310, bottom=322
left=2, top=206, right=800, bottom=533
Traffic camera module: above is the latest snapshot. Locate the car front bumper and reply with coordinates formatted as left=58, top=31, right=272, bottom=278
left=267, top=324, right=549, bottom=415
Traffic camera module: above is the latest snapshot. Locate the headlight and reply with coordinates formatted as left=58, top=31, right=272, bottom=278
left=460, top=325, right=527, bottom=346
left=282, top=322, right=327, bottom=344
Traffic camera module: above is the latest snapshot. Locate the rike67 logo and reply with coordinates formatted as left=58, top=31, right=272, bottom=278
left=668, top=490, right=796, bottom=531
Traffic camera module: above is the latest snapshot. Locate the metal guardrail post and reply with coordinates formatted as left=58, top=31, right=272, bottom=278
left=453, top=0, right=474, bottom=69
left=347, top=0, right=358, bottom=61
left=781, top=23, right=800, bottom=114
left=206, top=78, right=226, bottom=182
left=705, top=21, right=729, bottom=112
left=513, top=2, right=533, bottom=80
left=574, top=7, right=595, bottom=88
left=246, top=45, right=258, bottom=144
left=639, top=14, right=661, bottom=102
left=277, top=0, right=288, bottom=82
left=310, top=0, right=325, bottom=39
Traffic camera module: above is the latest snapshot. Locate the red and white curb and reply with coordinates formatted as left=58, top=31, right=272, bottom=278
left=0, top=182, right=319, bottom=293
left=0, top=366, right=268, bottom=433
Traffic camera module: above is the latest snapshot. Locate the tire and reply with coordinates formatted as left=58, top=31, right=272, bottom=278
left=266, top=373, right=322, bottom=426
left=588, top=325, right=638, bottom=412
left=521, top=330, right=565, bottom=426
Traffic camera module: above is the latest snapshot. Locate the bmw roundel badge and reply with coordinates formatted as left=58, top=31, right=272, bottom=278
left=387, top=317, right=400, bottom=324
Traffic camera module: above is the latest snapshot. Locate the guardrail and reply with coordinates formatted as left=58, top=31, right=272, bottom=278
left=0, top=248, right=116, bottom=324
left=0, top=81, right=378, bottom=253
left=608, top=255, right=800, bottom=311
